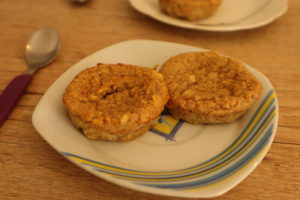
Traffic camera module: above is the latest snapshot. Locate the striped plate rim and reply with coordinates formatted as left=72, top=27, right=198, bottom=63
left=62, top=89, right=277, bottom=190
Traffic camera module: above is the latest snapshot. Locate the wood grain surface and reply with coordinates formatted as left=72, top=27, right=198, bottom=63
left=0, top=0, right=299, bottom=199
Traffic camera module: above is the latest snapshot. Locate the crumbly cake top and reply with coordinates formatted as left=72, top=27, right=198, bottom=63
left=159, top=0, right=222, bottom=20
left=161, top=0, right=222, bottom=6
left=63, top=63, right=168, bottom=133
left=160, top=51, right=262, bottom=114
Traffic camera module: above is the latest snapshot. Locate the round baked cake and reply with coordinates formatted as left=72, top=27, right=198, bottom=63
left=160, top=51, right=262, bottom=124
left=159, top=0, right=222, bottom=21
left=63, top=63, right=169, bottom=141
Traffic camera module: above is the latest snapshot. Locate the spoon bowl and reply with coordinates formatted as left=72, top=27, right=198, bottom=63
left=25, top=27, right=60, bottom=74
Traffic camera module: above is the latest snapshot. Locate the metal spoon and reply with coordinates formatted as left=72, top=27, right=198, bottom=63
left=0, top=27, right=60, bottom=127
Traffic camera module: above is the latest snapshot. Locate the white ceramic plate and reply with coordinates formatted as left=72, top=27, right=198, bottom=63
left=32, top=40, right=278, bottom=198
left=129, top=0, right=288, bottom=31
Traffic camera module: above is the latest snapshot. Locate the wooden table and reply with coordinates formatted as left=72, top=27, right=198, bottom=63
left=0, top=0, right=299, bottom=199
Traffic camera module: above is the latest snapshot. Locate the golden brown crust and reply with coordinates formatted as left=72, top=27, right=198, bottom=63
left=160, top=51, right=262, bottom=124
left=159, top=0, right=222, bottom=21
left=63, top=63, right=169, bottom=141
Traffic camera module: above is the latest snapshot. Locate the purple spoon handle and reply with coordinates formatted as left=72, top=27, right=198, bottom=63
left=0, top=74, right=32, bottom=127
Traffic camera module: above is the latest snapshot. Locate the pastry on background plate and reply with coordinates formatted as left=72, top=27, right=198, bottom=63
left=160, top=51, right=262, bottom=124
left=63, top=63, right=169, bottom=141
left=159, top=0, right=222, bottom=21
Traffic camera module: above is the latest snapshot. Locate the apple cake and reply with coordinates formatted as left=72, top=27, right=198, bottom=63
left=159, top=0, right=222, bottom=21
left=160, top=51, right=262, bottom=124
left=63, top=63, right=169, bottom=141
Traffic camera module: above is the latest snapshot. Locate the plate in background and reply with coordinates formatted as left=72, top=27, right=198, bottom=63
left=129, top=0, right=288, bottom=31
left=32, top=40, right=279, bottom=198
